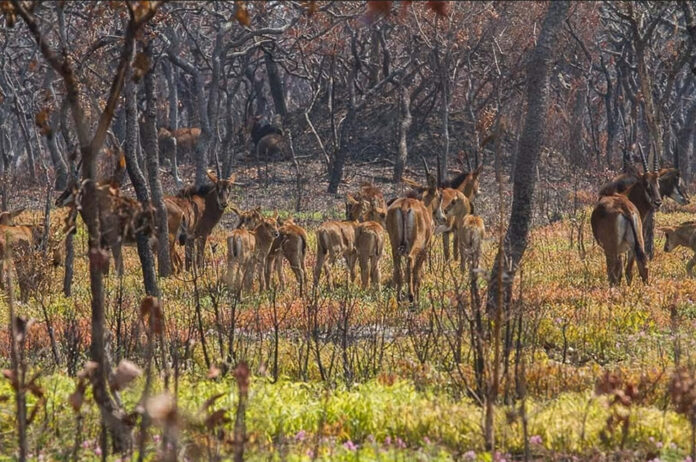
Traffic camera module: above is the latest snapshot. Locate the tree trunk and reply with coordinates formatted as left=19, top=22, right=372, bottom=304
left=142, top=40, right=172, bottom=278
left=43, top=68, right=69, bottom=190
left=394, top=84, right=412, bottom=182
left=124, top=75, right=159, bottom=296
left=163, top=59, right=181, bottom=187
left=483, top=2, right=570, bottom=449
left=264, top=47, right=287, bottom=118
left=485, top=1, right=569, bottom=310
left=328, top=110, right=355, bottom=194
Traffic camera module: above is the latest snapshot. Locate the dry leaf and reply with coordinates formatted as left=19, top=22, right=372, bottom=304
left=140, top=296, right=164, bottom=334
left=132, top=52, right=150, bottom=82
left=367, top=1, right=392, bottom=19
left=111, top=359, right=142, bottom=391
left=207, top=365, right=221, bottom=380
left=199, top=392, right=225, bottom=414
left=426, top=0, right=449, bottom=17
left=204, top=409, right=230, bottom=429
left=234, top=1, right=250, bottom=26
left=146, top=393, right=178, bottom=427
left=78, top=361, right=99, bottom=380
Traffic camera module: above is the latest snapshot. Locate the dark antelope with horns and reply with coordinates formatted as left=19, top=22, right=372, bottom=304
left=165, top=171, right=237, bottom=270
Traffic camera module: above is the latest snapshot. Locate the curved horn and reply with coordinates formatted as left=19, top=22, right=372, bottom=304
left=638, top=144, right=648, bottom=174
left=421, top=155, right=430, bottom=178
left=653, top=144, right=659, bottom=172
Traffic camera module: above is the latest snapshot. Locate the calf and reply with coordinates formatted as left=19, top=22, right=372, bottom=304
left=225, top=214, right=279, bottom=293
left=313, top=220, right=358, bottom=290
left=355, top=221, right=384, bottom=290
left=660, top=221, right=696, bottom=276
left=436, top=193, right=484, bottom=272
left=266, top=217, right=308, bottom=296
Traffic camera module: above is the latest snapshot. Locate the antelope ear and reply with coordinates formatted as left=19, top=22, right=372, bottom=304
left=473, top=164, right=483, bottom=176
left=346, top=194, right=358, bottom=205
left=207, top=170, right=219, bottom=183
left=227, top=173, right=236, bottom=184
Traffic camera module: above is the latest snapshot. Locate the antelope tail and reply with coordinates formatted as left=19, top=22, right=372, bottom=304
left=626, top=212, right=646, bottom=263
left=397, top=208, right=412, bottom=256
left=177, top=218, right=187, bottom=246
left=233, top=236, right=243, bottom=258
left=318, top=230, right=329, bottom=257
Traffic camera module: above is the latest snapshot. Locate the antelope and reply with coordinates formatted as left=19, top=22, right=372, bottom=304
left=246, top=115, right=287, bottom=161
left=56, top=180, right=157, bottom=275
left=355, top=220, right=384, bottom=290
left=399, top=165, right=479, bottom=261
left=591, top=183, right=651, bottom=286
left=600, top=167, right=689, bottom=207
left=266, top=216, right=308, bottom=296
left=599, top=170, right=664, bottom=222
left=313, top=219, right=358, bottom=290
left=386, top=160, right=445, bottom=302
left=346, top=183, right=388, bottom=224
left=436, top=192, right=484, bottom=272
left=224, top=213, right=279, bottom=293
left=166, top=171, right=236, bottom=270
left=0, top=207, right=26, bottom=226
left=158, top=126, right=201, bottom=155
left=660, top=222, right=696, bottom=276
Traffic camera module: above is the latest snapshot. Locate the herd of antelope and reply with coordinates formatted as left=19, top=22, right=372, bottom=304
left=1, top=154, right=696, bottom=302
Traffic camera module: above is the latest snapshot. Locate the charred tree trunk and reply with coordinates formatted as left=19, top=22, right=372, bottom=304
left=125, top=74, right=158, bottom=296
left=486, top=1, right=569, bottom=310
left=264, top=46, right=287, bottom=118
left=162, top=59, right=181, bottom=187
left=394, top=84, right=412, bottom=182
left=483, top=1, right=570, bottom=447
left=142, top=40, right=172, bottom=278
left=43, top=68, right=69, bottom=190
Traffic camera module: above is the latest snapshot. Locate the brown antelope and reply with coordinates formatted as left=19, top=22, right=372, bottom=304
left=224, top=213, right=279, bottom=293
left=266, top=217, right=308, bottom=296
left=158, top=126, right=201, bottom=154
left=56, top=180, right=157, bottom=275
left=0, top=207, right=26, bottom=226
left=355, top=221, right=384, bottom=290
left=166, top=171, right=236, bottom=270
left=660, top=222, right=696, bottom=276
left=600, top=167, right=689, bottom=207
left=599, top=170, right=663, bottom=222
left=346, top=183, right=388, bottom=223
left=436, top=193, right=484, bottom=272
left=313, top=219, right=358, bottom=290
left=386, top=163, right=445, bottom=302
left=400, top=166, right=479, bottom=261
left=591, top=184, right=649, bottom=286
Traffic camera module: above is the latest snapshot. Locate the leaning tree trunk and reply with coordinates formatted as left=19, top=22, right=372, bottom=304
left=483, top=0, right=570, bottom=449
left=327, top=109, right=355, bottom=194
left=142, top=40, right=172, bottom=278
left=124, top=75, right=159, bottom=295
left=394, top=84, right=412, bottom=182
left=264, top=46, right=287, bottom=118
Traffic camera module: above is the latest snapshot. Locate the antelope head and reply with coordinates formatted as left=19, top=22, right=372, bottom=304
left=207, top=171, right=236, bottom=210
left=421, top=159, right=445, bottom=225
left=0, top=206, right=26, bottom=226
left=640, top=172, right=662, bottom=210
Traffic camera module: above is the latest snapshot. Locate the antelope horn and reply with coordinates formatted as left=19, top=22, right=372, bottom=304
left=421, top=155, right=430, bottom=178
left=653, top=144, right=659, bottom=172
left=638, top=144, right=648, bottom=174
